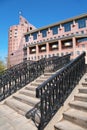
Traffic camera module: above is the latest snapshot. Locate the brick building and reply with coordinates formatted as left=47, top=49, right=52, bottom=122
left=8, top=14, right=87, bottom=67
left=8, top=15, right=36, bottom=67
left=24, top=14, right=87, bottom=63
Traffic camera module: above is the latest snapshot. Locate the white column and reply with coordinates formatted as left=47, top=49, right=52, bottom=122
left=36, top=44, right=38, bottom=60
left=72, top=37, right=76, bottom=58
left=58, top=40, right=62, bottom=56
left=46, top=42, right=49, bottom=58
left=27, top=47, right=29, bottom=60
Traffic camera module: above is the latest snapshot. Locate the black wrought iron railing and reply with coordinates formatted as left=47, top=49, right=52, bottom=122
left=0, top=59, right=43, bottom=101
left=0, top=54, right=70, bottom=101
left=44, top=54, right=70, bottom=72
left=26, top=52, right=86, bottom=130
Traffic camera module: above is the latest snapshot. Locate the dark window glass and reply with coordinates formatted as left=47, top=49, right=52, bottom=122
left=25, top=35, right=29, bottom=42
left=63, top=21, right=73, bottom=32
left=50, top=26, right=59, bottom=35
left=76, top=17, right=87, bottom=28
left=32, top=32, right=38, bottom=40
left=40, top=29, right=47, bottom=37
left=77, top=37, right=87, bottom=43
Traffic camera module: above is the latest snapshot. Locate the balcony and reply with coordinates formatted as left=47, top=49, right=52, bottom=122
left=39, top=45, right=46, bottom=53
left=49, top=42, right=58, bottom=51
left=61, top=40, right=73, bottom=49
left=30, top=47, right=36, bottom=54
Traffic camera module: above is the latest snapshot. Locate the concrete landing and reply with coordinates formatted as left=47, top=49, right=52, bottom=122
left=0, top=105, right=37, bottom=130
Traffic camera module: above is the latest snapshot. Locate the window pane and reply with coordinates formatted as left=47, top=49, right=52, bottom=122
left=41, top=29, right=48, bottom=37
left=25, top=35, right=29, bottom=42
left=76, top=17, right=87, bottom=28
left=32, top=32, right=38, bottom=40
left=50, top=26, right=59, bottom=35
left=77, top=37, right=87, bottom=43
left=63, top=21, right=73, bottom=32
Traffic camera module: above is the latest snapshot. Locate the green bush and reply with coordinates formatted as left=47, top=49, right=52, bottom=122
left=0, top=60, right=6, bottom=73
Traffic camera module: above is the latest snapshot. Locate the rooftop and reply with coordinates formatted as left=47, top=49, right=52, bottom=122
left=25, top=13, right=87, bottom=35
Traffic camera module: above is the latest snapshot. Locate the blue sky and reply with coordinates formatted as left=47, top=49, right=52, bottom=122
left=0, top=0, right=87, bottom=62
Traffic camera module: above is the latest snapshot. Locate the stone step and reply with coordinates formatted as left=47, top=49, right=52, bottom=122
left=85, top=78, right=87, bottom=82
left=19, top=89, right=36, bottom=97
left=17, top=121, right=37, bottom=130
left=0, top=122, right=14, bottom=130
left=30, top=82, right=41, bottom=87
left=5, top=98, right=33, bottom=116
left=35, top=79, right=46, bottom=83
left=79, top=88, right=87, bottom=94
left=13, top=94, right=40, bottom=107
left=82, top=83, right=87, bottom=87
left=0, top=104, right=17, bottom=117
left=0, top=105, right=37, bottom=130
left=54, top=120, right=85, bottom=130
left=74, top=93, right=87, bottom=102
left=25, top=85, right=37, bottom=91
left=69, top=101, right=87, bottom=112
left=63, top=109, right=87, bottom=128
left=44, top=72, right=53, bottom=76
left=40, top=75, right=50, bottom=80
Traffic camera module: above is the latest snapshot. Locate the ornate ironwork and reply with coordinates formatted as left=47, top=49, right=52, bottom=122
left=26, top=52, right=86, bottom=130
left=0, top=59, right=44, bottom=101
left=26, top=103, right=41, bottom=128
left=0, top=54, right=70, bottom=101
left=44, top=54, right=70, bottom=72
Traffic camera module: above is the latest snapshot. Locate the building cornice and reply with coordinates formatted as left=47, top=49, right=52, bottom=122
left=24, top=13, right=87, bottom=35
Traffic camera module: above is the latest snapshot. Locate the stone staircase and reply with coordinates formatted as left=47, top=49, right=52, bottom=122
left=54, top=73, right=87, bottom=130
left=0, top=71, right=87, bottom=130
left=0, top=72, right=54, bottom=130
